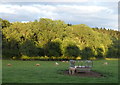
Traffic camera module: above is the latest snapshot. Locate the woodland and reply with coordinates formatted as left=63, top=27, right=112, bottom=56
left=1, top=18, right=120, bottom=60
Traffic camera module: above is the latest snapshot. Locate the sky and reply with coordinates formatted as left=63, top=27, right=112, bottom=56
left=0, top=0, right=119, bottom=30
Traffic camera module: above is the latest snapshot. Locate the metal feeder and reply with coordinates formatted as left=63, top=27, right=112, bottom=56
left=69, top=60, right=93, bottom=73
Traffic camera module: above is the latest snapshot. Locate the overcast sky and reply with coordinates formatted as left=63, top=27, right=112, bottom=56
left=0, top=0, right=119, bottom=30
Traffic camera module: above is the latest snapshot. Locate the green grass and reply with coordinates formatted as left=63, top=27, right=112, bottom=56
left=2, top=60, right=118, bottom=83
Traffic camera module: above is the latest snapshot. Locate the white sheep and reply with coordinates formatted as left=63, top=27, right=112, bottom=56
left=7, top=63, right=12, bottom=66
left=103, top=62, right=108, bottom=65
left=69, top=67, right=76, bottom=75
left=55, top=62, right=59, bottom=65
left=36, top=64, right=40, bottom=66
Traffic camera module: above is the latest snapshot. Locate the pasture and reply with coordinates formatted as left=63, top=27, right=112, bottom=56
left=2, top=60, right=118, bottom=83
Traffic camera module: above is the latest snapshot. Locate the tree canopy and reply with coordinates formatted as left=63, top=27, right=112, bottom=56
left=1, top=18, right=120, bottom=59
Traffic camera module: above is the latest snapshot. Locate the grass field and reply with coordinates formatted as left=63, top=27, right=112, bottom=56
left=2, top=60, right=118, bottom=83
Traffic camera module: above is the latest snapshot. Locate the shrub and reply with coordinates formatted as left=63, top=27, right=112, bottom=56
left=76, top=56, right=82, bottom=60
left=20, top=55, right=30, bottom=60
left=89, top=57, right=96, bottom=60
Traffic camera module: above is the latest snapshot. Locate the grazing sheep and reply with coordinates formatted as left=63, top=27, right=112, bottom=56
left=7, top=64, right=12, bottom=66
left=66, top=61, right=68, bottom=63
left=55, top=62, right=59, bottom=65
left=36, top=64, right=40, bottom=66
left=69, top=67, right=76, bottom=75
left=103, top=62, right=108, bottom=65
left=69, top=60, right=76, bottom=75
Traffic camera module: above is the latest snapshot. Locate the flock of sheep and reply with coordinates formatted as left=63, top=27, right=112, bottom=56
left=6, top=61, right=108, bottom=66
left=6, top=61, right=69, bottom=66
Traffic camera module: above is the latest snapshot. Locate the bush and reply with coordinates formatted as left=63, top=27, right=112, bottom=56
left=88, top=57, right=96, bottom=60
left=20, top=55, right=30, bottom=60
left=76, top=56, right=82, bottom=60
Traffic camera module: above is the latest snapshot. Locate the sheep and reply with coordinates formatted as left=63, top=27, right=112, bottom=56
left=69, top=67, right=76, bottom=75
left=103, top=62, right=108, bottom=65
left=55, top=62, right=59, bottom=65
left=7, top=64, right=12, bottom=66
left=36, top=64, right=40, bottom=66
left=69, top=60, right=76, bottom=75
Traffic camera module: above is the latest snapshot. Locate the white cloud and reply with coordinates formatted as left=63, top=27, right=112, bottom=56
left=0, top=5, right=15, bottom=14
left=0, top=3, right=118, bottom=30
left=0, top=0, right=91, bottom=3
left=21, top=21, right=29, bottom=23
left=0, top=0, right=119, bottom=2
left=0, top=4, right=115, bottom=15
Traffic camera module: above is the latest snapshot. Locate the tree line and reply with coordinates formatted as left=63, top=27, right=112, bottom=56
left=1, top=18, right=120, bottom=60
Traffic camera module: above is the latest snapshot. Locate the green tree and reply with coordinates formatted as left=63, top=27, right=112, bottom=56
left=64, top=44, right=80, bottom=57
left=44, top=41, right=62, bottom=57
left=0, top=18, right=11, bottom=28
left=81, top=47, right=94, bottom=59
